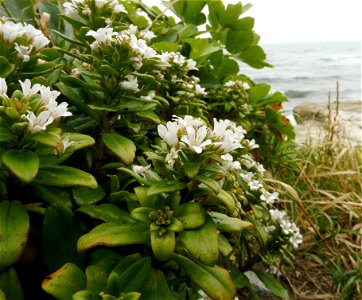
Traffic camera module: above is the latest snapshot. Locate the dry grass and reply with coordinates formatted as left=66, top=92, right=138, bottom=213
left=272, top=91, right=362, bottom=299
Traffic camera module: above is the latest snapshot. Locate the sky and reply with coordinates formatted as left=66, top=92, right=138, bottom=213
left=143, top=0, right=362, bottom=44
left=233, top=0, right=362, bottom=44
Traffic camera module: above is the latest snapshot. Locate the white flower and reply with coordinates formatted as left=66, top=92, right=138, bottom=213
left=180, top=125, right=212, bottom=154
left=39, top=86, right=61, bottom=105
left=120, top=75, right=139, bottom=92
left=194, top=84, right=206, bottom=95
left=19, top=79, right=41, bottom=97
left=61, top=136, right=74, bottom=154
left=63, top=2, right=77, bottom=16
left=139, top=29, right=155, bottom=41
left=246, top=139, right=259, bottom=149
left=132, top=164, right=151, bottom=178
left=289, top=231, right=303, bottom=249
left=109, top=0, right=126, bottom=13
left=221, top=153, right=241, bottom=170
left=240, top=171, right=254, bottom=182
left=47, top=98, right=72, bottom=119
left=260, top=188, right=279, bottom=204
left=269, top=209, right=287, bottom=223
left=165, top=146, right=179, bottom=167
left=256, top=162, right=266, bottom=175
left=0, top=77, right=8, bottom=98
left=248, top=179, right=263, bottom=191
left=24, top=110, right=54, bottom=134
left=82, top=8, right=92, bottom=15
left=174, top=115, right=204, bottom=129
left=86, top=27, right=116, bottom=49
left=95, top=0, right=105, bottom=8
left=264, top=225, right=276, bottom=233
left=140, top=91, right=155, bottom=101
left=186, top=59, right=197, bottom=70
left=14, top=43, right=33, bottom=62
left=157, top=122, right=180, bottom=147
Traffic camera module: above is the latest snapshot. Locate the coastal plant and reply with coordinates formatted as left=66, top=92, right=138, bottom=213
left=0, top=0, right=302, bottom=299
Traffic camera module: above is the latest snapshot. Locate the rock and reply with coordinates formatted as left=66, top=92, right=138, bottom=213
left=292, top=101, right=362, bottom=145
left=244, top=271, right=277, bottom=299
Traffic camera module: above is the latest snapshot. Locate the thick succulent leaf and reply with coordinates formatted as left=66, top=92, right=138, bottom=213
left=78, top=222, right=150, bottom=252
left=42, top=204, right=85, bottom=271
left=102, top=133, right=136, bottom=165
left=174, top=254, right=236, bottom=300
left=0, top=267, right=24, bottom=300
left=179, top=216, right=219, bottom=266
left=141, top=269, right=178, bottom=300
left=85, top=265, right=107, bottom=293
left=34, top=165, right=98, bottom=188
left=42, top=263, right=86, bottom=300
left=77, top=204, right=135, bottom=223
left=0, top=201, right=29, bottom=268
left=175, top=202, right=206, bottom=229
left=72, top=186, right=106, bottom=206
left=2, top=149, right=39, bottom=183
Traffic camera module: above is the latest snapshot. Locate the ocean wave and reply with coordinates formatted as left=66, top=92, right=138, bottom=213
left=284, top=90, right=314, bottom=98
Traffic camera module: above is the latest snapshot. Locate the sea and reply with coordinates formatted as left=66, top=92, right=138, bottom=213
left=240, top=41, right=361, bottom=112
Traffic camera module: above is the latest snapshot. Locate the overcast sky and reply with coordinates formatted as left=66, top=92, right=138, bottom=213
left=236, top=0, right=362, bottom=43
left=143, top=0, right=362, bottom=44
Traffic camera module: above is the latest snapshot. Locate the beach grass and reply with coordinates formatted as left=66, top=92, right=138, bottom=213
left=271, top=96, right=362, bottom=299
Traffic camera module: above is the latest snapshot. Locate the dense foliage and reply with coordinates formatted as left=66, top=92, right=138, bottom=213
left=0, top=0, right=300, bottom=299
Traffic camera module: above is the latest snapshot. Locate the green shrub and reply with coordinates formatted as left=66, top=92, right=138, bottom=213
left=0, top=0, right=300, bottom=299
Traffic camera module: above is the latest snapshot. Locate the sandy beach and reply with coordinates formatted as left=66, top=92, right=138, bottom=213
left=292, top=101, right=362, bottom=145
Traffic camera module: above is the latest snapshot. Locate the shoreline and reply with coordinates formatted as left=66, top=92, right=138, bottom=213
left=288, top=101, right=362, bottom=145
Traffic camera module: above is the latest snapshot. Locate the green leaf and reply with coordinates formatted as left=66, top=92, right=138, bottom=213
left=230, top=267, right=250, bottom=289
left=175, top=202, right=206, bottom=229
left=30, top=131, right=62, bottom=147
left=0, top=201, right=29, bottom=268
left=184, top=38, right=220, bottom=62
left=197, top=175, right=221, bottom=194
left=30, top=184, right=73, bottom=208
left=151, top=42, right=179, bottom=53
left=216, top=57, right=239, bottom=80
left=56, top=83, right=99, bottom=120
left=34, top=165, right=98, bottom=189
left=226, top=30, right=254, bottom=53
left=179, top=216, right=219, bottom=266
left=72, top=290, right=102, bottom=300
left=228, top=17, right=255, bottom=31
left=114, top=256, right=151, bottom=293
left=2, top=149, right=39, bottom=183
left=141, top=269, right=178, bottom=300
left=0, top=267, right=24, bottom=300
left=248, top=83, right=271, bottom=103
left=174, top=254, right=236, bottom=300
left=0, top=57, right=15, bottom=78
left=42, top=204, right=85, bottom=271
left=77, top=204, right=135, bottom=223
left=78, top=222, right=150, bottom=252
left=42, top=263, right=86, bottom=300
left=254, top=270, right=290, bottom=300
left=85, top=265, right=107, bottom=293
left=240, top=45, right=271, bottom=69
left=102, top=133, right=136, bottom=165
left=72, top=186, right=106, bottom=206
left=147, top=181, right=186, bottom=197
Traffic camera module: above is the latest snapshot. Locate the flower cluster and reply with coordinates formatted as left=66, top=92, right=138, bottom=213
left=63, top=0, right=127, bottom=17
left=0, top=78, right=71, bottom=134
left=157, top=114, right=302, bottom=248
left=86, top=25, right=157, bottom=70
left=269, top=209, right=303, bottom=248
left=0, top=19, right=49, bottom=62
